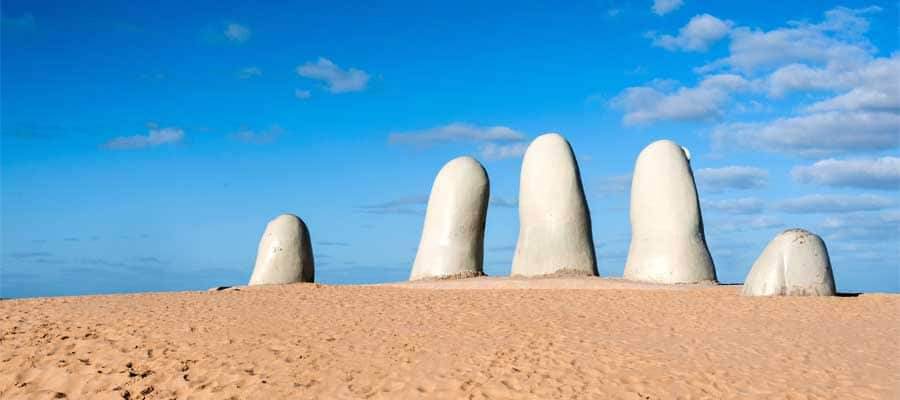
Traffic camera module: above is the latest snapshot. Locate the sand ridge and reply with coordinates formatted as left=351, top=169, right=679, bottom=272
left=1, top=278, right=898, bottom=399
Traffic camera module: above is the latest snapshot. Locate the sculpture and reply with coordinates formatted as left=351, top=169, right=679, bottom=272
left=511, top=133, right=598, bottom=277
left=248, top=214, right=315, bottom=285
left=623, top=140, right=717, bottom=284
left=410, top=156, right=490, bottom=280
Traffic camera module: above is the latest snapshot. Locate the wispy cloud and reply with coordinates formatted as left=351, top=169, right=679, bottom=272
left=297, top=57, right=370, bottom=93
left=610, top=74, right=754, bottom=125
left=389, top=123, right=525, bottom=146
left=695, top=166, right=768, bottom=193
left=237, top=66, right=262, bottom=79
left=792, top=157, right=900, bottom=190
left=712, top=111, right=899, bottom=158
left=229, top=125, right=284, bottom=144
left=6, top=251, right=53, bottom=259
left=701, top=197, right=765, bottom=214
left=648, top=14, right=733, bottom=52
left=489, top=196, right=518, bottom=208
left=652, top=0, right=684, bottom=16
left=224, top=23, right=251, bottom=43
left=774, top=194, right=897, bottom=214
left=710, top=215, right=784, bottom=233
left=594, top=174, right=633, bottom=195
left=317, top=241, right=351, bottom=247
left=356, top=195, right=427, bottom=215
left=104, top=127, right=184, bottom=150
left=819, top=211, right=900, bottom=240
left=480, top=142, right=528, bottom=161
left=294, top=89, right=311, bottom=99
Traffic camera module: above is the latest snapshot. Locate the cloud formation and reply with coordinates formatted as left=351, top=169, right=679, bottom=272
left=713, top=111, right=900, bottom=157
left=237, top=66, right=261, bottom=79
left=489, top=196, right=518, bottom=208
left=701, top=197, right=765, bottom=214
left=774, top=194, right=897, bottom=214
left=649, top=14, right=733, bottom=52
left=357, top=195, right=427, bottom=215
left=229, top=125, right=285, bottom=144
left=792, top=157, right=900, bottom=190
left=610, top=74, right=754, bottom=125
left=224, top=23, right=251, bottom=43
left=594, top=174, right=633, bottom=195
left=480, top=142, right=528, bottom=161
left=652, top=0, right=684, bottom=16
left=389, top=123, right=525, bottom=146
left=819, top=211, right=900, bottom=240
left=297, top=58, right=370, bottom=93
left=104, top=127, right=184, bottom=150
left=695, top=166, right=768, bottom=193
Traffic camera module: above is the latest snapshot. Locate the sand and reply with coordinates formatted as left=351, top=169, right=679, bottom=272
left=1, top=277, right=898, bottom=399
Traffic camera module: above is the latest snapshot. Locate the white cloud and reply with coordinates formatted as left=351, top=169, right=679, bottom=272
left=237, top=66, right=261, bottom=79
left=819, top=211, right=900, bottom=240
left=700, top=7, right=879, bottom=74
left=480, top=142, right=528, bottom=161
left=649, top=14, right=732, bottom=52
left=229, top=125, right=284, bottom=144
left=806, top=88, right=900, bottom=113
left=489, top=196, right=518, bottom=208
left=713, top=111, right=900, bottom=157
left=774, top=194, right=896, bottom=213
left=695, top=166, right=768, bottom=192
left=652, top=0, right=684, bottom=16
left=701, top=197, right=765, bottom=214
left=711, top=215, right=784, bottom=233
left=388, top=123, right=525, bottom=146
left=792, top=157, right=900, bottom=190
left=104, top=127, right=184, bottom=150
left=296, top=57, right=370, bottom=93
left=610, top=74, right=753, bottom=125
left=294, top=89, right=311, bottom=99
left=768, top=54, right=899, bottom=99
left=224, top=23, right=251, bottom=43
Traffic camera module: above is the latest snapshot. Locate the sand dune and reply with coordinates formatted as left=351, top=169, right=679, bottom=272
left=2, top=277, right=898, bottom=399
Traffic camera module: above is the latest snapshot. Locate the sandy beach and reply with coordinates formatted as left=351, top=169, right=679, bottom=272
left=1, top=277, right=898, bottom=399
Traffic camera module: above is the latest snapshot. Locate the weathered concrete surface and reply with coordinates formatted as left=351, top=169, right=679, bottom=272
left=742, top=229, right=836, bottom=296
left=512, top=133, right=597, bottom=277
left=410, top=156, right=490, bottom=281
left=249, top=214, right=315, bottom=285
left=624, top=140, right=717, bottom=284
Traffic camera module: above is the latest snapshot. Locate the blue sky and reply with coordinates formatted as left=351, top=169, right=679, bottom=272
left=2, top=0, right=898, bottom=298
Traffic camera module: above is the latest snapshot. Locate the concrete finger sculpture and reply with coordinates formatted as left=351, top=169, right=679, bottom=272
left=511, top=133, right=598, bottom=277
left=409, top=156, right=490, bottom=281
left=742, top=229, right=836, bottom=296
left=248, top=214, right=315, bottom=285
left=624, top=140, right=717, bottom=284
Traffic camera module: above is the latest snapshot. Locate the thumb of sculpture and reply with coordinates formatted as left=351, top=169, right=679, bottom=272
left=248, top=214, right=315, bottom=285
left=409, top=156, right=489, bottom=281
left=742, top=229, right=836, bottom=296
